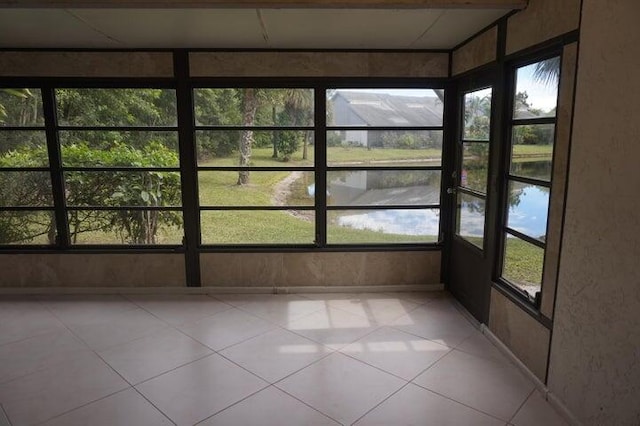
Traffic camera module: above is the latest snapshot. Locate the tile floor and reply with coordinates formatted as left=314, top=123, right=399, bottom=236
left=0, top=291, right=569, bottom=426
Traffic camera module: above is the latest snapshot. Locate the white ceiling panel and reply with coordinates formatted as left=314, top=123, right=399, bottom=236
left=0, top=7, right=512, bottom=49
left=413, top=8, right=506, bottom=48
left=0, top=10, right=120, bottom=47
left=261, top=9, right=443, bottom=49
left=71, top=9, right=266, bottom=48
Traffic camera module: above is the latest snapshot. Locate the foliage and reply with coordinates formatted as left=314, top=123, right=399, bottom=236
left=0, top=141, right=181, bottom=245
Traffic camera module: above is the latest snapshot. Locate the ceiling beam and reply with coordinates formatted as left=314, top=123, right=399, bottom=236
left=0, top=0, right=527, bottom=9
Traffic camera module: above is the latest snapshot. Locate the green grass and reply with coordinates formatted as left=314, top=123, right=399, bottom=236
left=511, top=144, right=553, bottom=157
left=502, top=237, right=544, bottom=290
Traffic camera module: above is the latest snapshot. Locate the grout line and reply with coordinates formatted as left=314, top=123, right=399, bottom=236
left=0, top=404, right=12, bottom=426
left=130, top=387, right=177, bottom=426
left=269, top=385, right=344, bottom=426
left=409, top=381, right=508, bottom=423
left=508, top=387, right=536, bottom=423
left=192, top=384, right=272, bottom=426
left=350, top=381, right=413, bottom=425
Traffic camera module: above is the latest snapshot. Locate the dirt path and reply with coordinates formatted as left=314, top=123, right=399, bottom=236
left=271, top=171, right=314, bottom=222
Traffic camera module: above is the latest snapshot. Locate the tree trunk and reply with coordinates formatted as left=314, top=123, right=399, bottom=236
left=238, top=88, right=257, bottom=185
left=302, top=131, right=309, bottom=160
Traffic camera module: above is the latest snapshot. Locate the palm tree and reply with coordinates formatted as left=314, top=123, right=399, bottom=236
left=533, top=57, right=561, bottom=87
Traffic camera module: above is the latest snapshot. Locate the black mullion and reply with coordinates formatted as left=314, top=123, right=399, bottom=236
left=197, top=166, right=314, bottom=172
left=199, top=206, right=315, bottom=211
left=174, top=50, right=201, bottom=287
left=315, top=87, right=327, bottom=247
left=327, top=205, right=440, bottom=211
left=57, top=126, right=178, bottom=132
left=511, top=117, right=556, bottom=126
left=66, top=206, right=183, bottom=211
left=0, top=126, right=45, bottom=131
left=42, top=87, right=69, bottom=247
left=505, top=227, right=546, bottom=248
left=457, top=187, right=487, bottom=199
left=0, top=167, right=50, bottom=172
left=0, top=207, right=55, bottom=212
left=326, top=126, right=443, bottom=132
left=63, top=167, right=181, bottom=172
left=326, top=165, right=442, bottom=171
left=195, top=126, right=314, bottom=131
left=507, top=174, right=551, bottom=187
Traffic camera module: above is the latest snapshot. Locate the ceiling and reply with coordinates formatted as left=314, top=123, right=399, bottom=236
left=0, top=8, right=511, bottom=49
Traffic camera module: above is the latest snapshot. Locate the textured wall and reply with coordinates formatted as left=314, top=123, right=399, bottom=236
left=0, top=254, right=186, bottom=287
left=539, top=42, right=578, bottom=319
left=200, top=251, right=441, bottom=287
left=189, top=51, right=449, bottom=77
left=506, top=0, right=581, bottom=55
left=488, top=288, right=550, bottom=381
left=452, top=26, right=497, bottom=76
left=0, top=52, right=174, bottom=77
left=548, top=1, right=640, bottom=424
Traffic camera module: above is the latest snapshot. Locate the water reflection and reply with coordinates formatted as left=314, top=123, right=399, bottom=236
left=507, top=183, right=549, bottom=240
left=336, top=209, right=439, bottom=236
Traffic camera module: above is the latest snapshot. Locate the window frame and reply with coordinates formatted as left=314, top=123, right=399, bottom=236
left=496, top=52, right=563, bottom=307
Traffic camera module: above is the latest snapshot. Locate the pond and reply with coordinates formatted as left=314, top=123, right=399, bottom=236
left=322, top=160, right=551, bottom=239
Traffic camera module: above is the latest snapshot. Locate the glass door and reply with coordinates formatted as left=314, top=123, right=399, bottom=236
left=448, top=80, right=495, bottom=322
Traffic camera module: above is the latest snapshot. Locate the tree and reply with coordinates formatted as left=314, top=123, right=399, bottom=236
left=237, top=88, right=258, bottom=185
left=533, top=57, right=561, bottom=87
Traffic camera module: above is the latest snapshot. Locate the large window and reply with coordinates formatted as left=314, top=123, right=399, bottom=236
left=500, top=57, right=560, bottom=303
left=1, top=84, right=445, bottom=249
left=194, top=88, right=316, bottom=245
left=0, top=88, right=54, bottom=245
left=326, top=89, right=444, bottom=244
left=55, top=88, right=182, bottom=245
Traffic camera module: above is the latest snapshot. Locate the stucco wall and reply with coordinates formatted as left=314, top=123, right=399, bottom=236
left=547, top=1, right=640, bottom=424
left=0, top=52, right=174, bottom=77
left=452, top=26, right=497, bottom=76
left=0, top=253, right=186, bottom=287
left=506, top=0, right=581, bottom=55
left=200, top=251, right=441, bottom=287
left=189, top=51, right=449, bottom=77
left=539, top=42, right=578, bottom=319
left=488, top=288, right=550, bottom=381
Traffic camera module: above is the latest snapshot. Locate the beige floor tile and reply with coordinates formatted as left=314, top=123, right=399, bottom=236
left=355, top=383, right=505, bottom=426
left=413, top=349, right=535, bottom=421
left=126, top=294, right=232, bottom=326
left=67, top=307, right=169, bottom=351
left=98, top=328, right=213, bottom=384
left=390, top=300, right=477, bottom=347
left=200, top=386, right=339, bottom=426
left=456, top=331, right=511, bottom=363
left=38, top=295, right=138, bottom=326
left=0, top=298, right=67, bottom=346
left=41, top=388, right=173, bottom=426
left=511, top=390, right=568, bottom=426
left=220, top=328, right=332, bottom=383
left=276, top=352, right=405, bottom=425
left=381, top=291, right=451, bottom=305
left=137, top=353, right=268, bottom=426
left=287, top=306, right=380, bottom=350
left=341, top=326, right=451, bottom=380
left=178, top=307, right=275, bottom=351
left=317, top=293, right=420, bottom=325
left=0, top=329, right=91, bottom=384
left=238, top=295, right=326, bottom=326
left=0, top=352, right=128, bottom=426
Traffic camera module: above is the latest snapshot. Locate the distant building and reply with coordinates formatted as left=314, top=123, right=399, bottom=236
left=329, top=90, right=443, bottom=148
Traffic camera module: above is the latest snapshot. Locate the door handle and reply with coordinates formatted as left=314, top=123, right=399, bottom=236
left=447, top=188, right=456, bottom=195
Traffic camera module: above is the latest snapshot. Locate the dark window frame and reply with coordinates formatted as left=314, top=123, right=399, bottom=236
left=496, top=51, right=563, bottom=307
